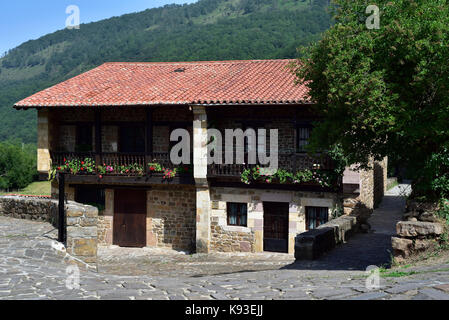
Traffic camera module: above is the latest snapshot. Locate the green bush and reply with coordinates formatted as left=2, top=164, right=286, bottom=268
left=0, top=141, right=37, bottom=190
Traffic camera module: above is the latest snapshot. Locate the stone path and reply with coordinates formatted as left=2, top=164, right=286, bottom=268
left=1, top=183, right=449, bottom=300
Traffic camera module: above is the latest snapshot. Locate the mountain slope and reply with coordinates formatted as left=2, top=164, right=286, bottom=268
left=0, top=0, right=331, bottom=143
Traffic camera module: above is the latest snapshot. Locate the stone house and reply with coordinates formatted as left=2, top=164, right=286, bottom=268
left=14, top=59, right=387, bottom=255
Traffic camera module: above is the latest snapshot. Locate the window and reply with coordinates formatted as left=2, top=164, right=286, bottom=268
left=243, top=122, right=265, bottom=164
left=305, top=206, right=329, bottom=230
left=76, top=124, right=93, bottom=152
left=119, top=125, right=145, bottom=153
left=75, top=186, right=105, bottom=211
left=296, top=124, right=312, bottom=153
left=227, top=202, right=248, bottom=227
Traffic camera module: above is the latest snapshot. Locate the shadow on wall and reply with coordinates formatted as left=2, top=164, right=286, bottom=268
left=374, top=162, right=385, bottom=209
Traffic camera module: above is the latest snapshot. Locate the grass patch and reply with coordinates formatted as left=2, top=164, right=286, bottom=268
left=0, top=181, right=51, bottom=196
left=381, top=270, right=417, bottom=278
left=387, top=180, right=399, bottom=191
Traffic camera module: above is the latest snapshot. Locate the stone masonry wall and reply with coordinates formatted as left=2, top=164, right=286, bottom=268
left=0, top=196, right=58, bottom=224
left=147, top=185, right=196, bottom=252
left=66, top=202, right=98, bottom=265
left=0, top=196, right=98, bottom=267
left=209, top=187, right=339, bottom=254
left=359, top=158, right=388, bottom=210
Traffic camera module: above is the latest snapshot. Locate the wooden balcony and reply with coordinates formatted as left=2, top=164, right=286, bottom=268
left=208, top=153, right=335, bottom=177
left=50, top=151, right=340, bottom=190
left=50, top=151, right=194, bottom=185
left=207, top=153, right=340, bottom=191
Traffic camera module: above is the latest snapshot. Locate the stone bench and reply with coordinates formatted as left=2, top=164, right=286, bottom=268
left=295, top=215, right=359, bottom=260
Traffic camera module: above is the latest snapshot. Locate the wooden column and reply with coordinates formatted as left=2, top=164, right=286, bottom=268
left=95, top=110, right=102, bottom=165
left=145, top=108, right=154, bottom=171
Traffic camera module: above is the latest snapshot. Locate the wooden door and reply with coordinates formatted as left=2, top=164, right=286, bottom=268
left=263, top=202, right=289, bottom=253
left=113, top=189, right=147, bottom=248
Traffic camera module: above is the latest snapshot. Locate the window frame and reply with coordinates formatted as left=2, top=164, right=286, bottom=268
left=227, top=202, right=248, bottom=227
left=296, top=122, right=313, bottom=153
left=305, top=206, right=329, bottom=231
left=118, top=124, right=146, bottom=153
left=75, top=124, right=93, bottom=152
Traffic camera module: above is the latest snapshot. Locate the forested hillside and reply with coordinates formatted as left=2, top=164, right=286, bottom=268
left=0, top=0, right=331, bottom=143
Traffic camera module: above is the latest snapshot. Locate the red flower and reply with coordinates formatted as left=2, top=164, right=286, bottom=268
left=81, top=167, right=84, bottom=171
left=99, top=175, right=103, bottom=179
left=57, top=167, right=61, bottom=170
left=63, top=158, right=67, bottom=162
left=81, top=161, right=85, bottom=165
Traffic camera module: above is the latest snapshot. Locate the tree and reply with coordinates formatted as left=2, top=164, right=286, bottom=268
left=0, top=142, right=37, bottom=190
left=293, top=0, right=449, bottom=200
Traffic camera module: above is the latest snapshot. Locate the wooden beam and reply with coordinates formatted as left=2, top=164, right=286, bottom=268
left=95, top=110, right=102, bottom=165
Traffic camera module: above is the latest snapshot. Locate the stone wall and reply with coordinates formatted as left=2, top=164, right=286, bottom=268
left=345, top=158, right=388, bottom=216
left=66, top=202, right=98, bottom=265
left=0, top=196, right=58, bottom=224
left=147, top=185, right=197, bottom=251
left=97, top=186, right=196, bottom=251
left=208, top=187, right=338, bottom=254
left=392, top=203, right=445, bottom=263
left=0, top=196, right=98, bottom=267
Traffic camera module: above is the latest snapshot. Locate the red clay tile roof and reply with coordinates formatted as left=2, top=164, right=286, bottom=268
left=14, top=59, right=309, bottom=108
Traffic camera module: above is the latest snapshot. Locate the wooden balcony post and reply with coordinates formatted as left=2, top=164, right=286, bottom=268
left=145, top=108, right=154, bottom=172
left=95, top=110, right=102, bottom=167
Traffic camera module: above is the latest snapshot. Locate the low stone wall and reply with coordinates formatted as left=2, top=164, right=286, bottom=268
left=392, top=201, right=445, bottom=263
left=0, top=196, right=58, bottom=225
left=392, top=207, right=444, bottom=262
left=0, top=195, right=98, bottom=268
left=295, top=214, right=359, bottom=260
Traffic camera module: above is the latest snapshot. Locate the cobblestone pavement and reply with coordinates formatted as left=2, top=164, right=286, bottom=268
left=1, top=183, right=449, bottom=300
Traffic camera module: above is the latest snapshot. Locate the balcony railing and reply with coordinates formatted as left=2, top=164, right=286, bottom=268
left=207, top=153, right=335, bottom=177
left=50, top=151, right=183, bottom=177
left=50, top=151, right=338, bottom=187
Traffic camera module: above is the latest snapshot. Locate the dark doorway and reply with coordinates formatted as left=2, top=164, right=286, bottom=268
left=113, top=189, right=147, bottom=248
left=263, top=202, right=289, bottom=253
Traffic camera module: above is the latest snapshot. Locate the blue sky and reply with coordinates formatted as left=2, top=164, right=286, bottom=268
left=0, top=0, right=194, bottom=55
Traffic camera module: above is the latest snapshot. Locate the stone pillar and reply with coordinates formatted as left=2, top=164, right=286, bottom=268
left=196, top=186, right=211, bottom=253
left=383, top=156, right=388, bottom=193
left=66, top=202, right=98, bottom=268
left=37, top=109, right=51, bottom=180
left=193, top=106, right=211, bottom=253
left=193, top=106, right=208, bottom=185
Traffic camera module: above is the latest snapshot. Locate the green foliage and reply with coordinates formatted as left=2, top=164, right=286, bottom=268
left=0, top=141, right=37, bottom=190
left=437, top=199, right=449, bottom=225
left=240, top=164, right=338, bottom=188
left=0, top=0, right=331, bottom=144
left=51, top=159, right=192, bottom=180
left=294, top=0, right=449, bottom=199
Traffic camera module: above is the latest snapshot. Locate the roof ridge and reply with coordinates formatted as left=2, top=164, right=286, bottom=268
left=101, top=59, right=295, bottom=66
